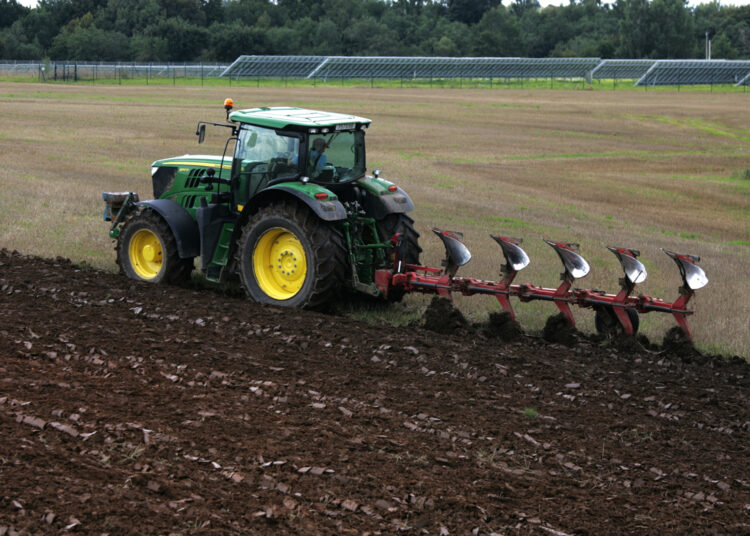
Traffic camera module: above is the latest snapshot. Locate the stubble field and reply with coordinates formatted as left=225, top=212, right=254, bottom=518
left=0, top=82, right=747, bottom=355
left=1, top=82, right=750, bottom=535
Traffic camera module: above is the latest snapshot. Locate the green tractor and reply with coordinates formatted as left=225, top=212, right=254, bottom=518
left=103, top=100, right=421, bottom=308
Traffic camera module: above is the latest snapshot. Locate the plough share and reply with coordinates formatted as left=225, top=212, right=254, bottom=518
left=376, top=230, right=709, bottom=341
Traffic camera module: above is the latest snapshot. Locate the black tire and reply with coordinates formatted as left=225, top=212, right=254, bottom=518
left=117, top=208, right=194, bottom=285
left=594, top=305, right=639, bottom=336
left=376, top=213, right=421, bottom=302
left=236, top=199, right=347, bottom=309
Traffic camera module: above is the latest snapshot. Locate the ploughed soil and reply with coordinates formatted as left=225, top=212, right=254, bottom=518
left=1, top=249, right=748, bottom=535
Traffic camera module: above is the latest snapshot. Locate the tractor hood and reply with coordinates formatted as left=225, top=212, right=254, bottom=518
left=151, top=155, right=232, bottom=170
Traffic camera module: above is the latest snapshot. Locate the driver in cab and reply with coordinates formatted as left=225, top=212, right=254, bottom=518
left=290, top=137, right=328, bottom=177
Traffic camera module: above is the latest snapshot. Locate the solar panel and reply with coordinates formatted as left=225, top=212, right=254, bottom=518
left=636, top=60, right=750, bottom=86
left=221, top=56, right=326, bottom=78
left=591, top=60, right=656, bottom=80
left=221, top=56, right=601, bottom=80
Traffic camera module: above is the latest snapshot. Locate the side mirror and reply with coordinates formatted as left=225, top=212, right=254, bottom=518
left=196, top=124, right=206, bottom=144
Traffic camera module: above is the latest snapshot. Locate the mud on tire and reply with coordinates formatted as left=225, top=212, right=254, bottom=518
left=117, top=208, right=194, bottom=285
left=236, top=199, right=347, bottom=309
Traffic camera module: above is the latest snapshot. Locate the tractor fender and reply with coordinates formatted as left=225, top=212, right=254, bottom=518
left=137, top=199, right=200, bottom=259
left=361, top=187, right=415, bottom=220
left=221, top=186, right=346, bottom=282
left=262, top=186, right=347, bottom=222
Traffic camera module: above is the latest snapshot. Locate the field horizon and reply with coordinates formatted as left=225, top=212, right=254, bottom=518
left=0, top=82, right=747, bottom=356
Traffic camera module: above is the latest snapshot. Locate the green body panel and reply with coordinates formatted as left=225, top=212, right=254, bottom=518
left=151, top=155, right=233, bottom=218
left=357, top=175, right=396, bottom=196
left=265, top=181, right=338, bottom=202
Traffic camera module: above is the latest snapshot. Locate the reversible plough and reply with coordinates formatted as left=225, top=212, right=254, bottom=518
left=375, top=230, right=709, bottom=340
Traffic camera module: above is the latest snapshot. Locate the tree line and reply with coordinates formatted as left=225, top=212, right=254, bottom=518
left=1, top=0, right=748, bottom=62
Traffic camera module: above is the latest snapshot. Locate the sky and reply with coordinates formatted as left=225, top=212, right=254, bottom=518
left=537, top=0, right=750, bottom=5
left=14, top=0, right=750, bottom=8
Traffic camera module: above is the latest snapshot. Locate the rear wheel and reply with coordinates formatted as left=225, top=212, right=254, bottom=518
left=594, top=305, right=639, bottom=336
left=117, top=209, right=193, bottom=284
left=237, top=200, right=347, bottom=308
left=377, top=213, right=421, bottom=302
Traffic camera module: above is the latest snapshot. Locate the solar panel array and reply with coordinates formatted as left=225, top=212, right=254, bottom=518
left=591, top=60, right=656, bottom=80
left=636, top=60, right=750, bottom=86
left=223, top=56, right=750, bottom=86
left=3, top=58, right=750, bottom=87
left=223, top=56, right=601, bottom=80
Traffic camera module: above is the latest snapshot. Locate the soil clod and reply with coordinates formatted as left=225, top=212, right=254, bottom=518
left=482, top=311, right=524, bottom=342
left=422, top=297, right=469, bottom=335
left=542, top=313, right=581, bottom=347
left=661, top=326, right=703, bottom=362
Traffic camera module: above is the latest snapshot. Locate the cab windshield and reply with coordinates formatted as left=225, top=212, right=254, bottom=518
left=305, top=130, right=366, bottom=184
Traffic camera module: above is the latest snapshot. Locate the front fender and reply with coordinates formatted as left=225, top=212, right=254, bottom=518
left=137, top=199, right=200, bottom=259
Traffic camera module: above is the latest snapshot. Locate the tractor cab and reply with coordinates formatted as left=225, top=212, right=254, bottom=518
left=221, top=106, right=370, bottom=204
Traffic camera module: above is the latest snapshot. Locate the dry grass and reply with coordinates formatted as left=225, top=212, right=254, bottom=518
left=0, top=83, right=747, bottom=356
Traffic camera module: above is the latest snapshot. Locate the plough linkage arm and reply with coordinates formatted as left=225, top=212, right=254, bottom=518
left=377, top=230, right=708, bottom=341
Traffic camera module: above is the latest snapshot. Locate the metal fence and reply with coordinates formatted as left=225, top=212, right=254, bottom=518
left=2, top=58, right=750, bottom=87
left=0, top=61, right=229, bottom=83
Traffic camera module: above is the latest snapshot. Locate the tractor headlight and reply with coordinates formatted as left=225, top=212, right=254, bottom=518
left=151, top=166, right=159, bottom=176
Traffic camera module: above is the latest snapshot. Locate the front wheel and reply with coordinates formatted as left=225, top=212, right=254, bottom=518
left=117, top=209, right=193, bottom=284
left=236, top=200, right=347, bottom=308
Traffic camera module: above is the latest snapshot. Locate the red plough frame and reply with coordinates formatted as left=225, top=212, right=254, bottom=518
left=376, top=230, right=709, bottom=341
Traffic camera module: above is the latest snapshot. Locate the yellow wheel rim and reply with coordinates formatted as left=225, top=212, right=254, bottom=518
left=129, top=228, right=164, bottom=280
left=252, top=228, right=308, bottom=300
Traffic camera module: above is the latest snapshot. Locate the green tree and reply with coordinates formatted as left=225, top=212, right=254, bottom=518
left=471, top=6, right=524, bottom=56
left=448, top=0, right=500, bottom=24
left=50, top=25, right=130, bottom=60
left=649, top=0, right=695, bottom=57
left=129, top=33, right=168, bottom=60
left=0, top=21, right=44, bottom=59
left=615, top=0, right=651, bottom=57
left=144, top=17, right=207, bottom=60
left=95, top=0, right=164, bottom=36
left=0, top=0, right=29, bottom=29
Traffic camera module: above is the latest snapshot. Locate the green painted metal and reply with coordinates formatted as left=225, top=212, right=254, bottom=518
left=266, top=180, right=338, bottom=201
left=229, top=107, right=370, bottom=130
left=108, top=106, right=410, bottom=297
left=153, top=156, right=232, bottom=219
left=151, top=155, right=233, bottom=170
left=357, top=175, right=395, bottom=196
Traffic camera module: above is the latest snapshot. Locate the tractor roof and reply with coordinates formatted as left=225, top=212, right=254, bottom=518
left=228, top=107, right=371, bottom=130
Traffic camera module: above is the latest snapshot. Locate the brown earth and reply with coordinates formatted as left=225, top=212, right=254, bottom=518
left=0, top=249, right=748, bottom=535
